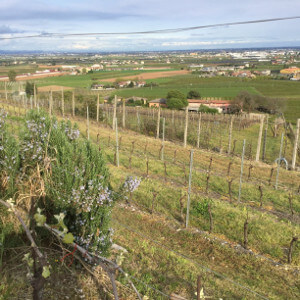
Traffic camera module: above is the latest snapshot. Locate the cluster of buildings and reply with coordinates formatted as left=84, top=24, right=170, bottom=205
left=280, top=67, right=300, bottom=80
left=91, top=80, right=146, bottom=90
left=148, top=98, right=231, bottom=113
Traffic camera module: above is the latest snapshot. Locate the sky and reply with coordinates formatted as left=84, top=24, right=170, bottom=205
left=0, top=0, right=299, bottom=51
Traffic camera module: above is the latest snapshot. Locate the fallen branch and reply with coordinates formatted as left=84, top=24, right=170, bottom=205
left=44, top=224, right=142, bottom=300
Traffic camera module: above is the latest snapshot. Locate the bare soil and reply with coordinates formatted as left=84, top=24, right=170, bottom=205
left=101, top=70, right=190, bottom=82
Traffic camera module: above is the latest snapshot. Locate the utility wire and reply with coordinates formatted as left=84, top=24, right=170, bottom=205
left=0, top=16, right=299, bottom=40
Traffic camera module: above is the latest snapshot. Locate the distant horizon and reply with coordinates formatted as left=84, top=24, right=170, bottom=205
left=0, top=1, right=299, bottom=52
left=1, top=45, right=300, bottom=55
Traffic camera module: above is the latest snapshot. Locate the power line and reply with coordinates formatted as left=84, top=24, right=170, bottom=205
left=0, top=16, right=299, bottom=40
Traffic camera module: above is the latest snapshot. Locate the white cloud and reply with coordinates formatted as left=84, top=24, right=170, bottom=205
left=162, top=40, right=252, bottom=46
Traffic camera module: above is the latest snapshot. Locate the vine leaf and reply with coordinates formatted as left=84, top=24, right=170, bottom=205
left=42, top=266, right=51, bottom=278
left=63, top=232, right=74, bottom=244
left=34, top=208, right=46, bottom=227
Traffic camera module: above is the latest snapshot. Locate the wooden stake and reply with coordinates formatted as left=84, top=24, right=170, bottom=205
left=161, top=117, right=165, bottom=161
left=275, top=133, right=284, bottom=190
left=61, top=87, right=64, bottom=117
left=72, top=91, right=75, bottom=117
left=49, top=90, right=52, bottom=116
left=197, top=112, right=202, bottom=148
left=113, top=95, right=117, bottom=130
left=288, top=237, right=298, bottom=264
left=255, top=115, right=265, bottom=162
left=122, top=98, right=126, bottom=128
left=228, top=116, right=234, bottom=154
left=259, top=185, right=263, bottom=207
left=96, top=94, right=100, bottom=123
left=183, top=106, right=188, bottom=148
left=197, top=275, right=201, bottom=300
left=34, top=83, right=37, bottom=107
left=185, top=149, right=194, bottom=228
left=115, top=117, right=119, bottom=167
left=291, top=118, right=300, bottom=170
left=4, top=81, right=7, bottom=101
left=156, top=106, right=161, bottom=139
left=243, top=211, right=249, bottom=249
left=86, top=106, right=90, bottom=140
left=238, top=139, right=246, bottom=203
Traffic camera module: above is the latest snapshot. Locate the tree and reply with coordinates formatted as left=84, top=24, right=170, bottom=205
left=128, top=81, right=134, bottom=88
left=234, top=91, right=255, bottom=113
left=198, top=104, right=218, bottom=114
left=25, top=81, right=36, bottom=97
left=187, top=90, right=201, bottom=99
left=8, top=70, right=16, bottom=82
left=166, top=90, right=188, bottom=110
left=232, top=91, right=285, bottom=114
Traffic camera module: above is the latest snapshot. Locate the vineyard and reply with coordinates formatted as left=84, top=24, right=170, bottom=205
left=0, top=89, right=299, bottom=299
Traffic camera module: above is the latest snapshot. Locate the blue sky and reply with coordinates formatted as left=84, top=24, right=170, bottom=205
left=0, top=0, right=299, bottom=51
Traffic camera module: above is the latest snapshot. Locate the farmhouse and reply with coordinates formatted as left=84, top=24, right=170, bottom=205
left=91, top=84, right=104, bottom=90
left=280, top=67, right=300, bottom=74
left=148, top=98, right=167, bottom=108
left=91, top=64, right=104, bottom=71
left=125, top=96, right=148, bottom=105
left=187, top=99, right=231, bottom=113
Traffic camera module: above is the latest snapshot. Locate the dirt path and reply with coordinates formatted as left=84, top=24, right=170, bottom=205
left=0, top=72, right=69, bottom=82
left=101, top=69, right=190, bottom=82
left=38, top=85, right=74, bottom=92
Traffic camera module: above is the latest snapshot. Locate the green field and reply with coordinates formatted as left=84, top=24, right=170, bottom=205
left=115, top=85, right=260, bottom=100
left=28, top=72, right=300, bottom=124
left=35, top=69, right=174, bottom=88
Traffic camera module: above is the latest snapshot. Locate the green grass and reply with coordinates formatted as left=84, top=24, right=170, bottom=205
left=35, top=69, right=176, bottom=89
left=28, top=70, right=300, bottom=123
left=2, top=108, right=300, bottom=299
left=114, top=86, right=260, bottom=100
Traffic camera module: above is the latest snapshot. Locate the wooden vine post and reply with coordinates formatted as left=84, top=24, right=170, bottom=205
left=197, top=112, right=202, bottom=148
left=161, top=117, right=165, bottom=161
left=72, top=91, right=75, bottom=117
left=275, top=133, right=284, bottom=190
left=185, top=149, right=194, bottom=228
left=86, top=106, right=90, bottom=140
left=255, top=115, right=265, bottom=162
left=238, top=139, right=246, bottom=203
left=113, top=95, right=117, bottom=130
left=115, top=117, right=119, bottom=167
left=291, top=118, right=300, bottom=170
left=228, top=115, right=234, bottom=154
left=61, top=87, right=64, bottom=117
left=183, top=106, right=188, bottom=148
left=96, top=94, right=100, bottom=123
left=122, top=98, right=126, bottom=128
left=197, top=275, right=202, bottom=300
left=156, top=106, right=161, bottom=139
left=262, top=115, right=269, bottom=161
left=33, top=83, right=37, bottom=108
left=49, top=89, right=53, bottom=116
left=288, top=237, right=298, bottom=264
left=4, top=81, right=8, bottom=101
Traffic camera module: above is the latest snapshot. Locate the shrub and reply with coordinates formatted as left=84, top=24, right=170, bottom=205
left=1, top=110, right=114, bottom=257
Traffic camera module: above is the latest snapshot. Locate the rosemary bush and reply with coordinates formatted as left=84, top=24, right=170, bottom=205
left=1, top=110, right=114, bottom=257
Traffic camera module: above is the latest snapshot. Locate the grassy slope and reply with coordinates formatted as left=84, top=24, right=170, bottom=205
left=72, top=115, right=300, bottom=299
left=2, top=108, right=300, bottom=299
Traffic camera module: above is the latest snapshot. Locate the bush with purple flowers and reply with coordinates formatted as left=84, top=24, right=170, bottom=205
left=1, top=110, right=114, bottom=257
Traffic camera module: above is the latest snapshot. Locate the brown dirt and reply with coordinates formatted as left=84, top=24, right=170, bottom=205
left=0, top=72, right=69, bottom=82
left=38, top=85, right=74, bottom=92
left=101, top=70, right=190, bottom=82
